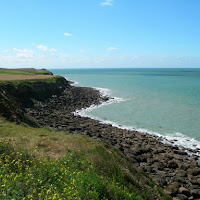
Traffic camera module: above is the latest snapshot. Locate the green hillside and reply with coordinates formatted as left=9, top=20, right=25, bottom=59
left=0, top=117, right=170, bottom=200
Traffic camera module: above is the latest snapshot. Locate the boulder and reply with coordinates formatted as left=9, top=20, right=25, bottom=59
left=191, top=189, right=200, bottom=199
left=176, top=194, right=188, bottom=200
left=166, top=182, right=180, bottom=195
left=176, top=170, right=187, bottom=177
left=178, top=187, right=190, bottom=197
left=168, top=160, right=178, bottom=169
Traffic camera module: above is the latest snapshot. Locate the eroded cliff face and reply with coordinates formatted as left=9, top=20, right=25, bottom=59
left=0, top=76, right=71, bottom=126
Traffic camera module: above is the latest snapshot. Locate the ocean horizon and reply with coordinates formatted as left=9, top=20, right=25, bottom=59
left=51, top=68, right=200, bottom=150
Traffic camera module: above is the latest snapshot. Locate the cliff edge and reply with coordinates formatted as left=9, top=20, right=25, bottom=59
left=0, top=74, right=70, bottom=126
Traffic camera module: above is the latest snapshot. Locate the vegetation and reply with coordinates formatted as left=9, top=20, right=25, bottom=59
left=0, top=68, right=53, bottom=76
left=0, top=75, right=61, bottom=85
left=0, top=71, right=30, bottom=75
left=0, top=117, right=170, bottom=200
left=0, top=68, right=54, bottom=82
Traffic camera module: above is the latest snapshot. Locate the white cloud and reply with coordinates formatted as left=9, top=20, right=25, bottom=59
left=13, top=48, right=34, bottom=58
left=37, top=44, right=48, bottom=51
left=160, top=56, right=169, bottom=63
left=64, top=32, right=72, bottom=37
left=101, top=0, right=113, bottom=6
left=107, top=46, right=118, bottom=51
left=37, top=45, right=57, bottom=52
left=49, top=48, right=57, bottom=52
left=2, top=49, right=9, bottom=53
left=2, top=50, right=200, bottom=69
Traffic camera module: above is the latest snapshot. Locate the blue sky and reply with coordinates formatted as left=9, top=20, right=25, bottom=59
left=0, top=0, right=200, bottom=68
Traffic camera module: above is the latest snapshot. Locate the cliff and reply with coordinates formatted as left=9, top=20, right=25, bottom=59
left=0, top=76, right=71, bottom=126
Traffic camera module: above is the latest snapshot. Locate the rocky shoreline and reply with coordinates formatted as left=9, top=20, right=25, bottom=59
left=26, top=84, right=200, bottom=200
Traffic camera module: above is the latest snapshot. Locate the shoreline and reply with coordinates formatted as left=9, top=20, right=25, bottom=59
left=26, top=82, right=200, bottom=199
left=71, top=79, right=200, bottom=156
left=75, top=97, right=200, bottom=157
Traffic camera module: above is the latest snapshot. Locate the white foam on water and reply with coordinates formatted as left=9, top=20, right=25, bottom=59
left=95, top=87, right=126, bottom=103
left=94, top=87, right=111, bottom=97
left=135, top=128, right=200, bottom=151
left=74, top=86, right=127, bottom=117
left=64, top=77, right=79, bottom=85
left=164, top=132, right=200, bottom=150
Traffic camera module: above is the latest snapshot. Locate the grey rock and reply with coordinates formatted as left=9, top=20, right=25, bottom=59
left=178, top=187, right=190, bottom=197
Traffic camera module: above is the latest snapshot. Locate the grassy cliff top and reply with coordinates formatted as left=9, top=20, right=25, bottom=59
left=0, top=68, right=55, bottom=81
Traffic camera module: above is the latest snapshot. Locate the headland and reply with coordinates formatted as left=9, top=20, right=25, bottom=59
left=0, top=68, right=200, bottom=199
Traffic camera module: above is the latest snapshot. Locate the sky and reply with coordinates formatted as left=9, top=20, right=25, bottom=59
left=0, top=0, right=200, bottom=68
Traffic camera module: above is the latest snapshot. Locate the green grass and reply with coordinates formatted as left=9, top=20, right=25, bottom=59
left=0, top=141, right=139, bottom=200
left=0, top=68, right=53, bottom=76
left=32, top=68, right=53, bottom=75
left=0, top=118, right=171, bottom=200
left=0, top=75, right=61, bottom=84
left=0, top=71, right=30, bottom=75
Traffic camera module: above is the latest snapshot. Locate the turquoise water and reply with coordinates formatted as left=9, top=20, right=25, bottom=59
left=51, top=68, right=200, bottom=149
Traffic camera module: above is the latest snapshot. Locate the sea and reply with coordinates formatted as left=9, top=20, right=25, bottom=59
left=51, top=68, right=200, bottom=150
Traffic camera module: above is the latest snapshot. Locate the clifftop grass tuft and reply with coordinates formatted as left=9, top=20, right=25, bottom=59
left=0, top=68, right=55, bottom=82
left=0, top=75, right=62, bottom=85
left=0, top=68, right=53, bottom=76
left=0, top=118, right=171, bottom=200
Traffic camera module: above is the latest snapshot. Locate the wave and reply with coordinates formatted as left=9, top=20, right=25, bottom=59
left=136, top=128, right=200, bottom=154
left=94, top=87, right=126, bottom=103
left=74, top=86, right=126, bottom=116
left=64, top=77, right=79, bottom=85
